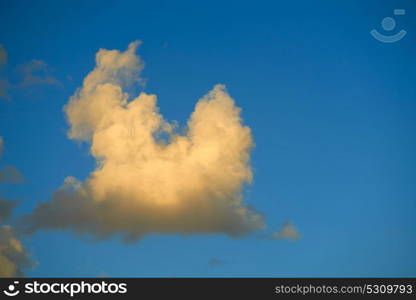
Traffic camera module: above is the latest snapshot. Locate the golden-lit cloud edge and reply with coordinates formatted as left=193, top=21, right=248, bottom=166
left=0, top=225, right=34, bottom=277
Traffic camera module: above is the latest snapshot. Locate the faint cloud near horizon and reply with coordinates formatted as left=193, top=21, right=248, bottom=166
left=97, top=271, right=110, bottom=278
left=208, top=258, right=225, bottom=267
left=269, top=221, right=301, bottom=241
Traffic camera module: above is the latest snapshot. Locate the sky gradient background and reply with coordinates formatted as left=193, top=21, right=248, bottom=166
left=0, top=0, right=415, bottom=277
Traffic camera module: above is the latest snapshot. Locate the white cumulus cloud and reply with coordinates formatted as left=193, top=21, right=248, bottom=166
left=24, top=41, right=264, bottom=242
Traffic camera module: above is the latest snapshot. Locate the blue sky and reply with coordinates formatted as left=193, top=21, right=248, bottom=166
left=0, top=0, right=415, bottom=277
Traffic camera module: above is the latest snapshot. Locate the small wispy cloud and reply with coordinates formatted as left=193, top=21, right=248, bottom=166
left=0, top=79, right=11, bottom=101
left=0, top=165, right=24, bottom=184
left=0, top=45, right=7, bottom=66
left=0, top=137, right=33, bottom=277
left=268, top=221, right=301, bottom=240
left=208, top=258, right=225, bottom=267
left=0, top=137, right=24, bottom=184
left=17, top=59, right=61, bottom=87
left=0, top=225, right=35, bottom=277
left=0, top=197, right=18, bottom=222
left=0, top=138, right=23, bottom=218
left=0, top=45, right=61, bottom=101
left=97, top=271, right=110, bottom=277
left=0, top=137, right=3, bottom=158
left=0, top=46, right=10, bottom=101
